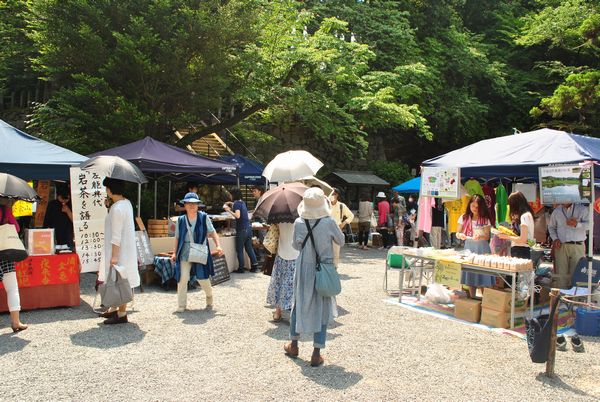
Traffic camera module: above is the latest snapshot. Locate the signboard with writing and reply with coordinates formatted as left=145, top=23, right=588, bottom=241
left=12, top=181, right=34, bottom=217
left=135, top=231, right=155, bottom=266
left=70, top=167, right=107, bottom=273
left=34, top=180, right=51, bottom=227
left=0, top=254, right=80, bottom=289
left=539, top=164, right=592, bottom=205
left=210, top=255, right=230, bottom=286
left=420, top=167, right=461, bottom=199
left=434, top=260, right=462, bottom=289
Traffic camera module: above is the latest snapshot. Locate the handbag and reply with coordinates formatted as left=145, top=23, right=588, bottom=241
left=185, top=215, right=208, bottom=265
left=370, top=212, right=377, bottom=229
left=525, top=295, right=560, bottom=363
left=263, top=224, right=279, bottom=255
left=0, top=223, right=28, bottom=262
left=98, top=265, right=133, bottom=308
left=262, top=253, right=275, bottom=276
left=302, top=219, right=341, bottom=297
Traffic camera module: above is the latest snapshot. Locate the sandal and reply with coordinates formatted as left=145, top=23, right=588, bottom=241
left=283, top=342, right=299, bottom=358
left=271, top=312, right=283, bottom=322
left=11, top=324, right=28, bottom=333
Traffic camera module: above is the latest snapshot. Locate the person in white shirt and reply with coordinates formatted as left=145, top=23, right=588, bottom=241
left=329, top=188, right=354, bottom=268
left=266, top=222, right=299, bottom=322
left=99, top=178, right=139, bottom=325
left=497, top=191, right=535, bottom=260
left=548, top=203, right=589, bottom=288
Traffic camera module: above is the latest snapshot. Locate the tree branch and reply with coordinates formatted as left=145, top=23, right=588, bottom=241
left=176, top=102, right=267, bottom=147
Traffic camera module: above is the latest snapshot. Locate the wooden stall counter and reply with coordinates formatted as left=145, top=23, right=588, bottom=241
left=0, top=253, right=80, bottom=312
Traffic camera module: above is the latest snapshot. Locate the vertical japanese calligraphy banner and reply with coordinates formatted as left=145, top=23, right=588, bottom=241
left=70, top=167, right=107, bottom=273
left=34, top=180, right=51, bottom=227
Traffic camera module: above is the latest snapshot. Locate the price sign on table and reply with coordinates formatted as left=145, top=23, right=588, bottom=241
left=434, top=260, right=462, bottom=289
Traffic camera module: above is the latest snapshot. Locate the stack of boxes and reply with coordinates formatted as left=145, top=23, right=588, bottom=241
left=454, top=288, right=527, bottom=328
left=480, top=288, right=525, bottom=328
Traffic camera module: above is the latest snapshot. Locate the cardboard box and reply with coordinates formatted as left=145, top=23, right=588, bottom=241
left=24, top=228, right=55, bottom=256
left=454, top=298, right=482, bottom=323
left=482, top=288, right=526, bottom=312
left=480, top=308, right=510, bottom=328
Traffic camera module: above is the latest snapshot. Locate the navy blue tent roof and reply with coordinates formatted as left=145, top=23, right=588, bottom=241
left=392, top=177, right=420, bottom=193
left=216, top=154, right=264, bottom=184
left=422, top=128, right=600, bottom=178
left=89, top=137, right=237, bottom=179
left=0, top=119, right=87, bottom=180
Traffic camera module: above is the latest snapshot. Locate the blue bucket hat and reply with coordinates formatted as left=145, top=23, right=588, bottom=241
left=181, top=192, right=202, bottom=204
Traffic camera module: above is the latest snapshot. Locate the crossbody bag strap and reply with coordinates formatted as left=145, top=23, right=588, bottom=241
left=303, top=219, right=322, bottom=264
left=301, top=219, right=321, bottom=250
left=185, top=215, right=196, bottom=244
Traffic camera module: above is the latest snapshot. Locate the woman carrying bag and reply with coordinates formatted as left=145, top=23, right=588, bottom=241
left=171, top=192, right=224, bottom=312
left=0, top=198, right=27, bottom=332
left=283, top=188, right=345, bottom=367
left=99, top=178, right=139, bottom=325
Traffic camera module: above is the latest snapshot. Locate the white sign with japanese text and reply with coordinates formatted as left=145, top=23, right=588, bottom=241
left=70, top=167, right=107, bottom=273
left=420, top=166, right=461, bottom=199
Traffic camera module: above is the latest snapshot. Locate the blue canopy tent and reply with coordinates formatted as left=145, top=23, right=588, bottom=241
left=392, top=177, right=421, bottom=193
left=422, top=128, right=600, bottom=306
left=90, top=136, right=238, bottom=217
left=0, top=119, right=87, bottom=180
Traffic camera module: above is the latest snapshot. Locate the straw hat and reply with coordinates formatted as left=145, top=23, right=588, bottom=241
left=297, top=187, right=331, bottom=220
left=181, top=192, right=203, bottom=204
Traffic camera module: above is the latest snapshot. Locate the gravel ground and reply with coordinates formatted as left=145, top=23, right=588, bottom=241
left=1, top=246, right=598, bottom=401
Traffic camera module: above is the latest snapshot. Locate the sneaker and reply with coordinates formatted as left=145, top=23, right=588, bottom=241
left=556, top=335, right=567, bottom=351
left=233, top=268, right=245, bottom=274
left=103, top=314, right=128, bottom=325
left=571, top=335, right=585, bottom=353
left=250, top=266, right=259, bottom=273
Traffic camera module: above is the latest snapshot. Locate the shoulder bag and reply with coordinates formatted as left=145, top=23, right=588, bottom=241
left=302, top=219, right=341, bottom=297
left=263, top=224, right=279, bottom=255
left=98, top=264, right=133, bottom=308
left=0, top=206, right=28, bottom=262
left=185, top=215, right=209, bottom=265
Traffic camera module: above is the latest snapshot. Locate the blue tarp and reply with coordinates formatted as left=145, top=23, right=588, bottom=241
left=392, top=177, right=420, bottom=193
left=89, top=137, right=237, bottom=179
left=0, top=119, right=87, bottom=180
left=422, top=128, right=600, bottom=178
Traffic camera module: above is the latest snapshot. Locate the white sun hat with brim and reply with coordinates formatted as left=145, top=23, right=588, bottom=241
left=297, top=187, right=332, bottom=220
left=376, top=191, right=387, bottom=199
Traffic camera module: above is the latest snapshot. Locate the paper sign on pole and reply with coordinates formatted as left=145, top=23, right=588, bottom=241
left=12, top=181, right=34, bottom=217
left=539, top=164, right=592, bottom=205
left=420, top=167, right=460, bottom=199
left=434, top=260, right=462, bottom=289
left=70, top=167, right=107, bottom=273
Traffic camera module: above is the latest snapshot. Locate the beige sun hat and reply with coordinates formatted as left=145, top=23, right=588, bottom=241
left=297, top=187, right=332, bottom=219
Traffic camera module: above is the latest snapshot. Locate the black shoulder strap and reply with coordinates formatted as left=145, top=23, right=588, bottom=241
left=301, top=219, right=321, bottom=263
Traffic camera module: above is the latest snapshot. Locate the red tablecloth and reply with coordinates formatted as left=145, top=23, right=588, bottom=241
left=0, top=253, right=80, bottom=312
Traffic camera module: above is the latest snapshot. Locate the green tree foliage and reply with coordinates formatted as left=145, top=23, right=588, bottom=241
left=517, top=0, right=599, bottom=134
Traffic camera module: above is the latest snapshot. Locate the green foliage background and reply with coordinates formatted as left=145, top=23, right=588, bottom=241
left=0, top=0, right=598, bottom=183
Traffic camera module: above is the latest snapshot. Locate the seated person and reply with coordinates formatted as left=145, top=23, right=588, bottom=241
left=43, top=184, right=74, bottom=248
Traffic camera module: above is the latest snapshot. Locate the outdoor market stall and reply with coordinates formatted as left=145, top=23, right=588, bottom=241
left=417, top=128, right=600, bottom=333
left=387, top=246, right=534, bottom=329
left=0, top=120, right=87, bottom=311
left=89, top=137, right=256, bottom=277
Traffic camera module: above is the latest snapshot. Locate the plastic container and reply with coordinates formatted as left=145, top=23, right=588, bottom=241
left=575, top=307, right=600, bottom=336
left=387, top=253, right=408, bottom=269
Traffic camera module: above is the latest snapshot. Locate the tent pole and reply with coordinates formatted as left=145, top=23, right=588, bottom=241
left=167, top=180, right=172, bottom=220
left=154, top=179, right=157, bottom=218
left=588, top=165, right=595, bottom=307
left=137, top=183, right=141, bottom=218
left=237, top=169, right=240, bottom=188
